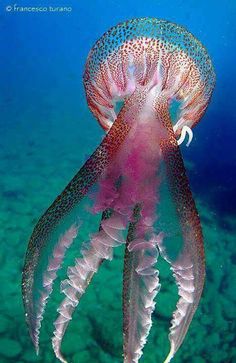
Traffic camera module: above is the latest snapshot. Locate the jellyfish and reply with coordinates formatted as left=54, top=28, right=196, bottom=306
left=22, top=18, right=215, bottom=363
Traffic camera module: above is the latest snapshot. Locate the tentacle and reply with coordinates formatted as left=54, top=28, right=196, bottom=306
left=31, top=223, right=80, bottom=352
left=52, top=210, right=127, bottom=362
left=123, top=206, right=161, bottom=363
left=22, top=108, right=130, bottom=352
left=173, top=125, right=193, bottom=147
left=157, top=99, right=205, bottom=363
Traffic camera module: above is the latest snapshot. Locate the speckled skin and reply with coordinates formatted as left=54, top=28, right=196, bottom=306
left=22, top=17, right=215, bottom=363
left=22, top=104, right=130, bottom=347
left=84, top=17, right=215, bottom=132
left=157, top=95, right=205, bottom=355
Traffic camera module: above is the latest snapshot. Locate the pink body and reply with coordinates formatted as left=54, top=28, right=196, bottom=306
left=22, top=18, right=215, bottom=363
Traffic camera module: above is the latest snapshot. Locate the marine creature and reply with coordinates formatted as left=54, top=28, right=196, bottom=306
left=22, top=18, right=215, bottom=363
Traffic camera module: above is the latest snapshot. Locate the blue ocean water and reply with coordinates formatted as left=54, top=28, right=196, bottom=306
left=0, top=0, right=235, bottom=362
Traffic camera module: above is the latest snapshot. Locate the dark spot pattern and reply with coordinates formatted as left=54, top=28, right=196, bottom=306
left=22, top=104, right=130, bottom=341
left=84, top=18, right=215, bottom=131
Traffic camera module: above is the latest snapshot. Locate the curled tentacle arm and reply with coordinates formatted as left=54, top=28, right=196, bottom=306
left=52, top=209, right=128, bottom=363
left=123, top=205, right=161, bottom=363
left=157, top=100, right=205, bottom=363
left=173, top=125, right=193, bottom=147
left=22, top=105, right=131, bottom=352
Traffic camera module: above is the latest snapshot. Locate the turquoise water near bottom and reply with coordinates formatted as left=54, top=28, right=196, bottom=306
left=0, top=104, right=235, bottom=363
left=1, top=0, right=236, bottom=361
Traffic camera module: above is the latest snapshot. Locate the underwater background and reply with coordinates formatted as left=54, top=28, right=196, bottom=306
left=0, top=0, right=235, bottom=362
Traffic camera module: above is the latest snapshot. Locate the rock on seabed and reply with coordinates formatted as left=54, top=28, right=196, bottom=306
left=0, top=338, right=22, bottom=358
